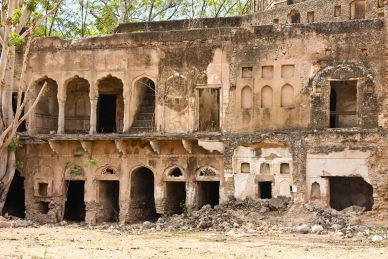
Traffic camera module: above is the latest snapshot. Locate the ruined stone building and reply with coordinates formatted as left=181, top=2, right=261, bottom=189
left=5, top=0, right=388, bottom=223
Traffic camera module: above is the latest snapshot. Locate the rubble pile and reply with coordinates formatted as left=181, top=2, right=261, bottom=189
left=1, top=197, right=387, bottom=242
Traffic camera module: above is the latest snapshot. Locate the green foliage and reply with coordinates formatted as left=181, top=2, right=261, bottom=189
left=13, top=161, right=24, bottom=169
left=84, top=156, right=99, bottom=168
left=25, top=0, right=38, bottom=12
left=12, top=8, right=23, bottom=25
left=9, top=32, right=25, bottom=47
left=8, top=141, right=19, bottom=152
left=180, top=200, right=189, bottom=217
left=70, top=166, right=83, bottom=177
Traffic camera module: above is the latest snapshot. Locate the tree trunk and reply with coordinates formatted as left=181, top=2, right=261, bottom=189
left=0, top=150, right=16, bottom=213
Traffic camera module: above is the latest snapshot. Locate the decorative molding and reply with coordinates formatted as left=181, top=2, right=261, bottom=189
left=198, top=140, right=224, bottom=153
left=150, top=140, right=161, bottom=154
left=182, top=140, right=192, bottom=154
left=80, top=141, right=93, bottom=154
left=48, top=140, right=60, bottom=155
left=115, top=140, right=127, bottom=155
left=199, top=167, right=216, bottom=177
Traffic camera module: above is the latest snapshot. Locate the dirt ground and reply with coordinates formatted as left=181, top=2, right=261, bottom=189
left=0, top=226, right=387, bottom=259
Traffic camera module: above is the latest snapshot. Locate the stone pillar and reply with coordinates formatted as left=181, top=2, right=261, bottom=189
left=57, top=99, right=65, bottom=134
left=123, top=99, right=128, bottom=133
left=89, top=98, right=98, bottom=134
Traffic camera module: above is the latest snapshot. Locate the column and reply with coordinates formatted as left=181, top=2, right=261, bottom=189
left=57, top=99, right=65, bottom=134
left=89, top=98, right=97, bottom=134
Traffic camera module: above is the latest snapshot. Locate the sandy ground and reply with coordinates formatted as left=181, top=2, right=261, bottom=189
left=0, top=226, right=387, bottom=259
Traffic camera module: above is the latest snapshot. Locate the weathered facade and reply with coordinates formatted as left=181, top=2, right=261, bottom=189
left=5, top=0, right=388, bottom=223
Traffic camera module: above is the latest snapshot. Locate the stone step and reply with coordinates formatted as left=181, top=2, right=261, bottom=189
left=136, top=113, right=154, bottom=120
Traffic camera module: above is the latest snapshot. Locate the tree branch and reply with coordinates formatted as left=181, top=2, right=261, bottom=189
left=21, top=0, right=64, bottom=38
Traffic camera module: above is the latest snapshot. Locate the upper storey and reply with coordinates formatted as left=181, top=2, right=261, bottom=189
left=15, top=0, right=387, bottom=137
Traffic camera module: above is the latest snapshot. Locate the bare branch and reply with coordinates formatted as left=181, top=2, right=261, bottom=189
left=101, top=0, right=118, bottom=24
left=21, top=0, right=64, bottom=38
left=90, top=10, right=114, bottom=33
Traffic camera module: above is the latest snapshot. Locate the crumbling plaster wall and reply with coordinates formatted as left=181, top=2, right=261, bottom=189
left=19, top=139, right=224, bottom=223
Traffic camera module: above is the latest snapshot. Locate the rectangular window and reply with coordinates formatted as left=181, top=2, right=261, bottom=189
left=307, top=11, right=314, bottom=23
left=334, top=5, right=341, bottom=17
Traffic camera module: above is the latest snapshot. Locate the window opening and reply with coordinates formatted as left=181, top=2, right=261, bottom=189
left=241, top=163, right=250, bottom=173
left=329, top=81, right=357, bottom=128
left=169, top=168, right=183, bottom=177
left=350, top=0, right=366, bottom=20
left=39, top=202, right=50, bottom=214
left=38, top=183, right=48, bottom=196
left=98, top=95, right=117, bottom=133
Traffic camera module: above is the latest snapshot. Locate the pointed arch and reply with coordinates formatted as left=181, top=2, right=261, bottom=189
left=261, top=85, right=273, bottom=108
left=241, top=85, right=253, bottom=108
left=281, top=84, right=294, bottom=107
left=64, top=76, right=91, bottom=133
left=33, top=77, right=59, bottom=134
left=96, top=75, right=124, bottom=133
left=129, top=77, right=156, bottom=133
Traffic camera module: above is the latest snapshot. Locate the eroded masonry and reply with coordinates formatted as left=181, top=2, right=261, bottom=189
left=5, top=0, right=388, bottom=223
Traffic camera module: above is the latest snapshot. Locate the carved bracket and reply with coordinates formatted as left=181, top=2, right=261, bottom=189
left=115, top=140, right=127, bottom=155
left=182, top=140, right=192, bottom=154
left=80, top=141, right=93, bottom=154
left=198, top=140, right=224, bottom=153
left=150, top=140, right=161, bottom=154
left=48, top=140, right=60, bottom=155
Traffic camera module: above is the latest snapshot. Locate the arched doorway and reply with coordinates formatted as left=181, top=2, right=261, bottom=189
left=130, top=78, right=156, bottom=133
left=129, top=167, right=158, bottom=222
left=97, top=75, right=124, bottom=133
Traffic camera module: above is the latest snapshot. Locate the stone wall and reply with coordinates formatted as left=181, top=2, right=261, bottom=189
left=8, top=0, right=388, bottom=223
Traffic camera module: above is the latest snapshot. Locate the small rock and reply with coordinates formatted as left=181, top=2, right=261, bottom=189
left=296, top=224, right=309, bottom=234
left=0, top=221, right=12, bottom=228
left=372, top=235, right=383, bottom=242
left=311, top=225, right=323, bottom=233
left=59, top=221, right=67, bottom=226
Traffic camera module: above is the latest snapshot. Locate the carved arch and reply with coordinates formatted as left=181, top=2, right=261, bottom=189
left=195, top=166, right=220, bottom=180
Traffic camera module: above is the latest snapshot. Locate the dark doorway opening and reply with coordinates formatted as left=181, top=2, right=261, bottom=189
left=329, top=81, right=357, bottom=128
left=98, top=181, right=120, bottom=223
left=64, top=181, right=86, bottom=222
left=165, top=182, right=186, bottom=215
left=12, top=93, right=26, bottom=132
left=3, top=170, right=25, bottom=218
left=329, top=177, right=373, bottom=211
left=98, top=95, right=117, bottom=133
left=259, top=181, right=272, bottom=199
left=130, top=167, right=158, bottom=222
left=196, top=181, right=219, bottom=209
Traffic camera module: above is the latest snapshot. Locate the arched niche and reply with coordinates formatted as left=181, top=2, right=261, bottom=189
left=64, top=76, right=90, bottom=134
left=287, top=9, right=300, bottom=23
left=261, top=85, right=273, bottom=108
left=310, top=182, right=321, bottom=200
left=96, top=75, right=124, bottom=133
left=281, top=84, right=294, bottom=108
left=241, top=86, right=253, bottom=109
left=34, top=77, right=59, bottom=134
left=350, top=0, right=365, bottom=20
